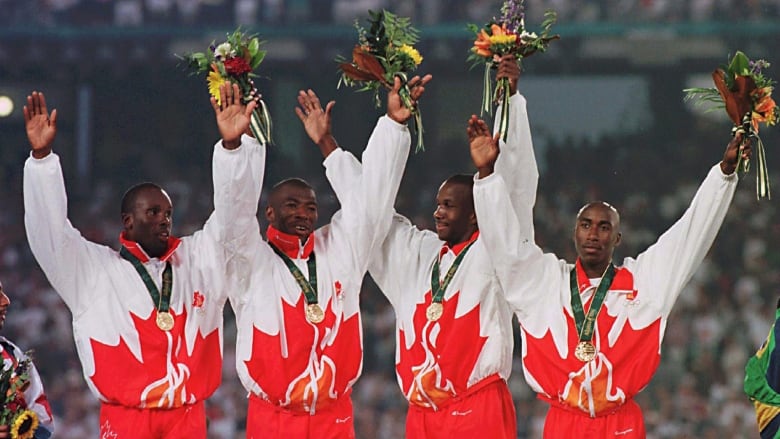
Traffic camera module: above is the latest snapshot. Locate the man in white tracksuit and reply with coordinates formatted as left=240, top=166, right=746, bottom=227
left=365, top=55, right=534, bottom=439
left=22, top=84, right=259, bottom=438
left=470, top=118, right=751, bottom=437
left=219, top=76, right=431, bottom=438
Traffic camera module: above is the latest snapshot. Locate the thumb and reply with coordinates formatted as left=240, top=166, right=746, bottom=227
left=324, top=101, right=336, bottom=116
left=392, top=76, right=402, bottom=93
left=244, top=100, right=258, bottom=117
left=50, top=109, right=58, bottom=127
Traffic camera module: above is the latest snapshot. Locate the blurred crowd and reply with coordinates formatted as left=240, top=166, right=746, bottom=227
left=1, top=107, right=775, bottom=437
left=2, top=0, right=780, bottom=28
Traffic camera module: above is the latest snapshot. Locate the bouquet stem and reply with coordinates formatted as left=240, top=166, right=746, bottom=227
left=755, top=134, right=771, bottom=199
left=399, top=86, right=425, bottom=153
left=249, top=103, right=273, bottom=146
left=495, top=77, right=511, bottom=142
left=481, top=64, right=494, bottom=116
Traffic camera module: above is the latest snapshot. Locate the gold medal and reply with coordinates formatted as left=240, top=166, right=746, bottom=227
left=426, top=302, right=443, bottom=321
left=574, top=341, right=596, bottom=362
left=156, top=311, right=174, bottom=331
left=306, top=303, right=324, bottom=323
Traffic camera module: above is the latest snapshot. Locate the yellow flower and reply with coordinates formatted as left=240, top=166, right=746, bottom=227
left=10, top=409, right=38, bottom=439
left=489, top=33, right=517, bottom=45
left=399, top=44, right=423, bottom=65
left=207, top=70, right=226, bottom=105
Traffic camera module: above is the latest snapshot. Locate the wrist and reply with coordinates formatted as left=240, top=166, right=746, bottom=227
left=318, top=135, right=338, bottom=158
left=720, top=160, right=736, bottom=175
left=387, top=112, right=408, bottom=125
left=477, top=166, right=494, bottom=179
left=222, top=138, right=241, bottom=150
left=31, top=147, right=52, bottom=159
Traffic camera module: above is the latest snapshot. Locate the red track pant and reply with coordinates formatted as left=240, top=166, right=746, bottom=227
left=543, top=398, right=646, bottom=438
left=99, top=401, right=206, bottom=438
left=405, top=374, right=517, bottom=439
left=245, top=392, right=355, bottom=439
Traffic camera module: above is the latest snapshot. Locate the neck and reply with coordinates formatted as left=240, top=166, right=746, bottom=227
left=581, top=260, right=611, bottom=278
left=447, top=227, right=478, bottom=248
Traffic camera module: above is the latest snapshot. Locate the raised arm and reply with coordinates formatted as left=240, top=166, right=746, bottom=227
left=633, top=131, right=750, bottom=316
left=312, top=74, right=430, bottom=274
left=23, top=92, right=107, bottom=312
left=209, top=82, right=266, bottom=295
left=470, top=129, right=556, bottom=315
left=491, top=54, right=539, bottom=227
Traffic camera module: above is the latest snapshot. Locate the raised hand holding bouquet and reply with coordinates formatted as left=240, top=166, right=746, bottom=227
left=180, top=29, right=273, bottom=145
left=685, top=51, right=779, bottom=199
left=0, top=352, right=38, bottom=439
left=338, top=10, right=426, bottom=152
left=468, top=0, right=558, bottom=141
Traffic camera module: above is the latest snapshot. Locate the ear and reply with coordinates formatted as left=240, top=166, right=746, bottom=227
left=265, top=205, right=275, bottom=223
left=614, top=231, right=622, bottom=247
left=122, top=212, right=133, bottom=231
left=469, top=210, right=478, bottom=227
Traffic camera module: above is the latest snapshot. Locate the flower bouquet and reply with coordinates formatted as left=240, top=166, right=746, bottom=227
left=468, top=0, right=558, bottom=141
left=337, top=10, right=425, bottom=152
left=0, top=353, right=38, bottom=439
left=180, top=29, right=273, bottom=145
left=685, top=51, right=779, bottom=199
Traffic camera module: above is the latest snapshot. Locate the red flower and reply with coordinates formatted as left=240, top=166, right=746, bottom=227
left=223, top=57, right=252, bottom=75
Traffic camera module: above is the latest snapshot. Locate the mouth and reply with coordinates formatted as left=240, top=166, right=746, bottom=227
left=158, top=230, right=170, bottom=240
left=292, top=223, right=311, bottom=235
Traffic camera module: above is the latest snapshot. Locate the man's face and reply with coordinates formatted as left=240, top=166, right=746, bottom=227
left=0, top=283, right=10, bottom=330
left=573, top=203, right=621, bottom=269
left=266, top=185, right=318, bottom=242
left=433, top=181, right=476, bottom=245
left=123, top=187, right=173, bottom=258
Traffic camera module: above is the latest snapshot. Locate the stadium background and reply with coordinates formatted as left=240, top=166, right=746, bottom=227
left=1, top=0, right=779, bottom=437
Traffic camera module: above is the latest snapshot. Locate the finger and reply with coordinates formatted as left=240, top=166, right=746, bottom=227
left=39, top=92, right=49, bottom=116
left=419, top=74, right=432, bottom=87
left=210, top=96, right=220, bottom=114
left=294, top=107, right=307, bottom=122
left=49, top=108, right=57, bottom=127
left=407, top=75, right=421, bottom=88
left=392, top=76, right=402, bottom=93
left=244, top=99, right=257, bottom=117
left=232, top=82, right=241, bottom=106
left=307, top=89, right=321, bottom=109
left=23, top=105, right=30, bottom=123
left=218, top=83, right=228, bottom=110
left=297, top=91, right=309, bottom=112
left=493, top=132, right=501, bottom=145
left=324, top=101, right=336, bottom=117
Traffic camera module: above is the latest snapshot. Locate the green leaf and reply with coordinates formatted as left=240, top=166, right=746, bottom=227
left=728, top=51, right=750, bottom=76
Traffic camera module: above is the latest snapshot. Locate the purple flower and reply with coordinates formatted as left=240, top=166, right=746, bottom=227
left=750, top=59, right=771, bottom=76
left=500, top=0, right=525, bottom=34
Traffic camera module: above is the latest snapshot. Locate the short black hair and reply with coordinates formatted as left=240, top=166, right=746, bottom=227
left=269, top=178, right=314, bottom=196
left=121, top=182, right=164, bottom=214
left=443, top=174, right=474, bottom=190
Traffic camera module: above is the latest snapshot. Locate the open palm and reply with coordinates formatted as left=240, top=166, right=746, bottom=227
left=24, top=92, right=57, bottom=156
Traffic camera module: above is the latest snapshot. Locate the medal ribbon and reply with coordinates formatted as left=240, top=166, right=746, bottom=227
left=269, top=243, right=318, bottom=305
left=120, top=246, right=172, bottom=312
left=569, top=262, right=615, bottom=343
left=430, top=241, right=475, bottom=304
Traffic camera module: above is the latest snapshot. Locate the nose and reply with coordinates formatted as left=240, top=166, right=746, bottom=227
left=433, top=206, right=443, bottom=220
left=0, top=291, right=10, bottom=307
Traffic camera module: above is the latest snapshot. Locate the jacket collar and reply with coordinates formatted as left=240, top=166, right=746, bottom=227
left=119, top=232, right=181, bottom=263
left=266, top=225, right=314, bottom=259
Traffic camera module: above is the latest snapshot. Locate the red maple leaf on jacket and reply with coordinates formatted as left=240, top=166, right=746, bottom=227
left=90, top=308, right=222, bottom=408
left=397, top=290, right=487, bottom=410
left=523, top=291, right=661, bottom=415
left=244, top=295, right=361, bottom=413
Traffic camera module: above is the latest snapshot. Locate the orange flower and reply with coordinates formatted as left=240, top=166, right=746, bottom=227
left=473, top=29, right=493, bottom=57
left=751, top=87, right=778, bottom=131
